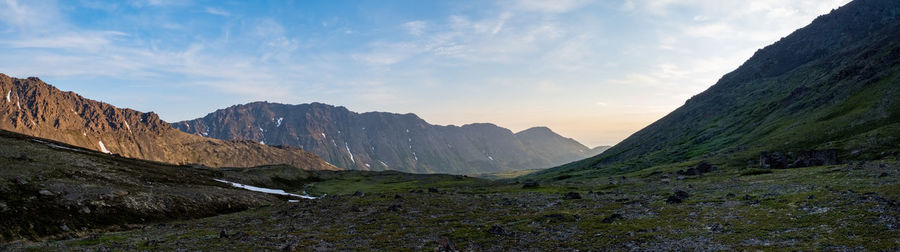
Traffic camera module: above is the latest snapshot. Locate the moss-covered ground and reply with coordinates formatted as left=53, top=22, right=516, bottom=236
left=9, top=159, right=899, bottom=250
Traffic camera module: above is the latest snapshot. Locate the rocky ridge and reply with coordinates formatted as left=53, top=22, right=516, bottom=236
left=0, top=74, right=337, bottom=170
left=175, top=102, right=595, bottom=174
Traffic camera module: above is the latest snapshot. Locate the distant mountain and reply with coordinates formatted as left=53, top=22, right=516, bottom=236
left=174, top=102, right=593, bottom=174
left=587, top=145, right=612, bottom=156
left=0, top=74, right=337, bottom=170
left=533, top=0, right=900, bottom=178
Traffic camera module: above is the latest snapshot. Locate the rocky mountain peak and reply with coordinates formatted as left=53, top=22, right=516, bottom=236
left=0, top=74, right=338, bottom=170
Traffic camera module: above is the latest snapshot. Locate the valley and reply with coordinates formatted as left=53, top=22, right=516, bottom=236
left=6, top=153, right=898, bottom=250
left=1, top=0, right=899, bottom=250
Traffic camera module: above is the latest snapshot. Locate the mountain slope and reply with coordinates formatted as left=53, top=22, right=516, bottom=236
left=0, top=129, right=289, bottom=242
left=0, top=75, right=337, bottom=170
left=533, top=0, right=900, bottom=178
left=174, top=102, right=593, bottom=174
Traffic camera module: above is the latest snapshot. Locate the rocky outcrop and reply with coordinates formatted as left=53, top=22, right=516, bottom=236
left=0, top=74, right=337, bottom=170
left=174, top=102, right=594, bottom=174
left=760, top=150, right=839, bottom=169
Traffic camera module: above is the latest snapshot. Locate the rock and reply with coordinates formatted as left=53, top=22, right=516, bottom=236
left=601, top=213, right=623, bottom=223
left=521, top=181, right=540, bottom=189
left=760, top=151, right=789, bottom=169
left=38, top=189, right=54, bottom=196
left=80, top=206, right=92, bottom=214
left=352, top=191, right=365, bottom=197
left=761, top=149, right=839, bottom=169
left=696, top=162, right=716, bottom=173
left=807, top=195, right=815, bottom=200
left=280, top=241, right=299, bottom=251
left=707, top=223, right=725, bottom=233
left=435, top=236, right=458, bottom=252
left=487, top=224, right=506, bottom=236
left=351, top=206, right=364, bottom=212
left=542, top=213, right=569, bottom=223
left=394, top=194, right=403, bottom=199
left=387, top=204, right=403, bottom=211
left=666, top=190, right=690, bottom=204
left=219, top=230, right=229, bottom=238
left=60, top=224, right=70, bottom=232
left=428, top=188, right=439, bottom=193
left=725, top=193, right=736, bottom=199
left=563, top=192, right=582, bottom=200
left=878, top=172, right=890, bottom=178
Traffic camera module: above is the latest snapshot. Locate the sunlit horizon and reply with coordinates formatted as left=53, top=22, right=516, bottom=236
left=0, top=0, right=851, bottom=147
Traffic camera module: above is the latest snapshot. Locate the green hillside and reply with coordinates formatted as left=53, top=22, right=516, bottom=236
left=528, top=0, right=900, bottom=181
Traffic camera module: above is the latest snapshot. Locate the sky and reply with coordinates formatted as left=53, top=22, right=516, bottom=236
left=0, top=0, right=851, bottom=147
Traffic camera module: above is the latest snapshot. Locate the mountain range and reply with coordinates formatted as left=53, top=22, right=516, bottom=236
left=532, top=0, right=900, bottom=179
left=174, top=102, right=605, bottom=174
left=0, top=75, right=337, bottom=171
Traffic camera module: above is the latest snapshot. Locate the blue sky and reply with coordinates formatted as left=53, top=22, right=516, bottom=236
left=0, top=0, right=850, bottom=147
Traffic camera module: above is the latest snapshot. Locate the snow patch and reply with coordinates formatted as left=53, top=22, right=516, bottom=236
left=408, top=138, right=411, bottom=142
left=124, top=121, right=131, bottom=132
left=82, top=131, right=86, bottom=136
left=16, top=95, right=21, bottom=110
left=98, top=141, right=111, bottom=154
left=258, top=126, right=264, bottom=132
left=321, top=133, right=326, bottom=139
left=32, top=139, right=81, bottom=152
left=405, top=129, right=409, bottom=133
left=203, top=129, right=209, bottom=136
left=276, top=117, right=283, bottom=127
left=345, top=142, right=355, bottom=163
left=379, top=161, right=389, bottom=167
left=214, top=179, right=323, bottom=200
left=488, top=156, right=494, bottom=161
left=332, top=139, right=337, bottom=147
left=365, top=163, right=370, bottom=168
left=5, top=90, right=9, bottom=102
left=413, top=152, right=418, bottom=161
left=260, top=141, right=265, bottom=145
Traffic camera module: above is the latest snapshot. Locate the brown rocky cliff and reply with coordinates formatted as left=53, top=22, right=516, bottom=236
left=0, top=74, right=338, bottom=170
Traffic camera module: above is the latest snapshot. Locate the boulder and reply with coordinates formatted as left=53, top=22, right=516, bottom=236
left=563, top=192, right=582, bottom=200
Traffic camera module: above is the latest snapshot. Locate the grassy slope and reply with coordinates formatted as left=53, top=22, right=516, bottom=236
left=11, top=160, right=899, bottom=250
left=527, top=1, right=900, bottom=181
left=0, top=130, right=285, bottom=242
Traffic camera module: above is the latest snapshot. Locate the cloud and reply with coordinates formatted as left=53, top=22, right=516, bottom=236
left=507, top=0, right=593, bottom=13
left=0, top=0, right=64, bottom=30
left=402, top=21, right=427, bottom=36
left=3, top=31, right=127, bottom=51
left=204, top=7, right=230, bottom=17
left=130, top=0, right=189, bottom=7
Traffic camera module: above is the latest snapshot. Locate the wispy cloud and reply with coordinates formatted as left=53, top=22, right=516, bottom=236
left=204, top=7, right=230, bottom=17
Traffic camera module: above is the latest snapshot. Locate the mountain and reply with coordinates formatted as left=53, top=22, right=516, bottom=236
left=533, top=0, right=900, bottom=178
left=587, top=145, right=612, bottom=156
left=0, top=74, right=337, bottom=170
left=174, top=102, right=593, bottom=174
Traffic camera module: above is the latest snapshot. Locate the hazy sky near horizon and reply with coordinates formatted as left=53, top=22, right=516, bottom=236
left=0, top=0, right=850, bottom=147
